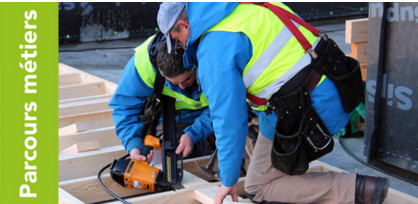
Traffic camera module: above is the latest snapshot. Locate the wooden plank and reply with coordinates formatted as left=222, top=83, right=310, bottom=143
left=183, top=155, right=219, bottom=181
left=59, top=97, right=111, bottom=117
left=59, top=63, right=117, bottom=93
left=194, top=178, right=250, bottom=204
left=59, top=126, right=119, bottom=151
left=384, top=188, right=418, bottom=204
left=59, top=173, right=145, bottom=203
left=127, top=190, right=198, bottom=204
left=59, top=187, right=84, bottom=204
left=193, top=185, right=219, bottom=204
left=59, top=144, right=213, bottom=182
left=108, top=182, right=217, bottom=204
left=59, top=140, right=101, bottom=155
left=59, top=82, right=106, bottom=100
left=351, top=42, right=368, bottom=65
left=59, top=93, right=113, bottom=105
left=59, top=109, right=114, bottom=130
left=118, top=178, right=248, bottom=204
left=361, top=64, right=367, bottom=81
left=59, top=124, right=79, bottom=134
left=345, top=18, right=369, bottom=44
left=59, top=72, right=81, bottom=86
left=59, top=145, right=126, bottom=181
left=59, top=170, right=208, bottom=204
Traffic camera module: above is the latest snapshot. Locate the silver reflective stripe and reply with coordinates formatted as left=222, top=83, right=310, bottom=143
left=256, top=37, right=321, bottom=99
left=243, top=23, right=298, bottom=88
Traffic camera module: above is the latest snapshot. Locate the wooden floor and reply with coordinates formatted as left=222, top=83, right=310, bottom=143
left=58, top=63, right=417, bottom=204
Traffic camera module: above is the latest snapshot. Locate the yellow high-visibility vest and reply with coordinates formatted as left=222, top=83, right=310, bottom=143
left=134, top=35, right=208, bottom=110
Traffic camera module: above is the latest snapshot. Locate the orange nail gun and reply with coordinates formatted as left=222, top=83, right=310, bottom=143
left=110, top=135, right=167, bottom=192
left=99, top=95, right=183, bottom=203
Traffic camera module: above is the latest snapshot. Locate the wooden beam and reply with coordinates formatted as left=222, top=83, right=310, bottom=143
left=59, top=93, right=113, bottom=105
left=59, top=124, right=79, bottom=134
left=59, top=82, right=105, bottom=100
left=385, top=188, right=418, bottom=204
left=183, top=155, right=219, bottom=181
left=59, top=126, right=120, bottom=151
left=59, top=187, right=84, bottom=204
left=59, top=145, right=126, bottom=181
left=59, top=149, right=214, bottom=183
left=59, top=170, right=209, bottom=204
left=59, top=72, right=81, bottom=86
left=59, top=173, right=145, bottom=203
left=59, top=140, right=101, bottom=155
left=361, top=64, right=367, bottom=81
left=114, top=178, right=248, bottom=204
left=345, top=18, right=368, bottom=44
left=59, top=109, right=114, bottom=130
left=59, top=97, right=111, bottom=117
left=59, top=63, right=117, bottom=93
left=351, top=42, right=368, bottom=65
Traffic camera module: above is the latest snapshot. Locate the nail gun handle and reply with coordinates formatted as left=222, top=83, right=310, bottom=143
left=141, top=145, right=153, bottom=157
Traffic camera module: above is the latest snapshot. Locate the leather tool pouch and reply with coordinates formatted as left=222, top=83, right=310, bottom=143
left=315, top=37, right=363, bottom=113
left=269, top=84, right=334, bottom=175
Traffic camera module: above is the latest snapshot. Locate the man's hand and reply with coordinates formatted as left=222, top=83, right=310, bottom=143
left=175, top=133, right=193, bottom=157
left=214, top=184, right=238, bottom=204
left=129, top=148, right=154, bottom=163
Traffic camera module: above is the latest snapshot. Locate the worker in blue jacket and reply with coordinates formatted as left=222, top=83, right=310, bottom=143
left=109, top=32, right=213, bottom=163
left=157, top=2, right=389, bottom=204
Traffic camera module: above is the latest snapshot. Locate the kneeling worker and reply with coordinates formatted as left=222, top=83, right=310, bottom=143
left=109, top=32, right=213, bottom=163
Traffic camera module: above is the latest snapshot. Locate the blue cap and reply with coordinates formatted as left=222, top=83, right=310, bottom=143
left=157, top=2, right=186, bottom=54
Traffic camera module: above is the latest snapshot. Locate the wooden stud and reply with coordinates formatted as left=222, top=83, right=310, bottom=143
left=59, top=97, right=111, bottom=117
left=361, top=64, right=367, bottom=81
left=59, top=124, right=79, bottom=134
left=59, top=63, right=117, bottom=93
left=59, top=82, right=106, bottom=100
left=182, top=155, right=220, bottom=181
left=59, top=187, right=84, bottom=204
left=59, top=109, right=114, bottom=130
left=59, top=145, right=126, bottom=181
left=114, top=178, right=248, bottom=204
left=351, top=42, right=368, bottom=65
left=384, top=188, right=418, bottom=204
left=59, top=173, right=145, bottom=203
left=59, top=126, right=119, bottom=151
left=59, top=94, right=113, bottom=105
left=345, top=18, right=368, bottom=44
left=59, top=72, right=81, bottom=86
left=59, top=140, right=101, bottom=155
left=59, top=170, right=209, bottom=204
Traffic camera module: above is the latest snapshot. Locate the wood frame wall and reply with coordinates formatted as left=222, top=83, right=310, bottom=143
left=58, top=63, right=417, bottom=203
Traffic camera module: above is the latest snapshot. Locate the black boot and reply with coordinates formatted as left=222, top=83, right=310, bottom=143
left=355, top=174, right=389, bottom=204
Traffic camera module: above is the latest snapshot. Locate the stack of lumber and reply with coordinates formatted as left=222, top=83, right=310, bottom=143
left=345, top=18, right=368, bottom=81
left=58, top=63, right=417, bottom=204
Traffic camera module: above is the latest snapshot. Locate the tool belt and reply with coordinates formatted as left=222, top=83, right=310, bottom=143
left=315, top=37, right=363, bottom=113
left=243, top=3, right=363, bottom=175
left=269, top=36, right=362, bottom=175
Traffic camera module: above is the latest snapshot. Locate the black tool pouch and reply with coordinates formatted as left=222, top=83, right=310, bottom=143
left=270, top=85, right=334, bottom=175
left=139, top=95, right=162, bottom=137
left=315, top=37, right=363, bottom=113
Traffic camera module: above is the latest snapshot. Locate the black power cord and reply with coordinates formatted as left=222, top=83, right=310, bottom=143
left=97, top=154, right=131, bottom=204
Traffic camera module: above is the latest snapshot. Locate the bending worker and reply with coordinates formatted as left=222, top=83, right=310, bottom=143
left=157, top=2, right=389, bottom=204
left=109, top=32, right=212, bottom=163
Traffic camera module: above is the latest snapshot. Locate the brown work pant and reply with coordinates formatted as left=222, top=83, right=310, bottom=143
left=245, top=132, right=356, bottom=204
